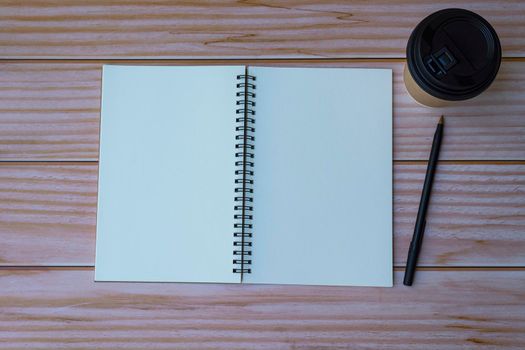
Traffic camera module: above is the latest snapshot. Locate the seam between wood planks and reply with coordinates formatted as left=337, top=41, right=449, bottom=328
left=0, top=57, right=522, bottom=64
left=0, top=160, right=524, bottom=165
left=0, top=266, right=523, bottom=271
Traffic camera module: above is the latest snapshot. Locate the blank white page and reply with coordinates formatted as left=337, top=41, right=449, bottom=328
left=245, top=67, right=392, bottom=286
left=95, top=65, right=243, bottom=283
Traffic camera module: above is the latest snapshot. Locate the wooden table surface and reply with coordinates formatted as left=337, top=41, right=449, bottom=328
left=0, top=1, right=524, bottom=349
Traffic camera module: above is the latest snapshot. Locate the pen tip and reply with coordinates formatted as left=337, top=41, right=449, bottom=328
left=439, top=115, right=444, bottom=125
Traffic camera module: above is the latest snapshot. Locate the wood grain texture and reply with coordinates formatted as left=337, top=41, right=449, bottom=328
left=0, top=0, right=523, bottom=59
left=0, top=162, right=523, bottom=267
left=0, top=163, right=96, bottom=266
left=0, top=60, right=524, bottom=161
left=0, top=269, right=523, bottom=349
left=1, top=1, right=523, bottom=346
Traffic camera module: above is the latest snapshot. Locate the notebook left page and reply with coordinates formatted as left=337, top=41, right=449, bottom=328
left=95, top=65, right=243, bottom=283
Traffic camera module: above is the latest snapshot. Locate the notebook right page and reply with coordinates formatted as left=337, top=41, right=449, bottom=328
left=246, top=67, right=392, bottom=287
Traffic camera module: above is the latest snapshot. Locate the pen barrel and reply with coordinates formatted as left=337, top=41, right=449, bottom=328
left=404, top=219, right=426, bottom=286
left=403, top=122, right=443, bottom=286
left=403, top=245, right=418, bottom=286
left=420, top=124, right=443, bottom=211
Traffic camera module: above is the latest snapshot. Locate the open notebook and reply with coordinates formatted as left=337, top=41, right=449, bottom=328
left=95, top=65, right=393, bottom=287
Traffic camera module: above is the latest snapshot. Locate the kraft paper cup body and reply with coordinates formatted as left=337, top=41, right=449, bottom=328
left=403, top=65, right=449, bottom=107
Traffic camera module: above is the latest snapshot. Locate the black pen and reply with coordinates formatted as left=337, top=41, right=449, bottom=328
left=403, top=115, right=444, bottom=286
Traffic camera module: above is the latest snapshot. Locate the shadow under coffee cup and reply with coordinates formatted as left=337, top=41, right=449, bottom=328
left=404, top=8, right=501, bottom=107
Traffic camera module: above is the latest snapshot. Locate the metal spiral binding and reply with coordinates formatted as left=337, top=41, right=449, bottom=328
left=233, top=69, right=256, bottom=278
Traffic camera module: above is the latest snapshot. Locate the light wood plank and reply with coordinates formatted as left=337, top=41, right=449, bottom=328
left=0, top=60, right=524, bottom=160
left=395, top=162, right=525, bottom=267
left=0, top=269, right=523, bottom=349
left=0, top=163, right=96, bottom=266
left=0, top=162, right=523, bottom=267
left=0, top=63, right=100, bottom=160
left=0, top=0, right=523, bottom=58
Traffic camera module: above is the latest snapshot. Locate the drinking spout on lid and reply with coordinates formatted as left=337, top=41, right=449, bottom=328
left=425, top=47, right=457, bottom=79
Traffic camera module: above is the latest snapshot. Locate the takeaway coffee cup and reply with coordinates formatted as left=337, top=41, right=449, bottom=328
left=404, top=8, right=501, bottom=107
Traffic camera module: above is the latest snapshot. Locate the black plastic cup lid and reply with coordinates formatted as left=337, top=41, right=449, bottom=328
left=406, top=8, right=501, bottom=101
